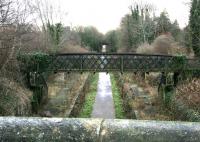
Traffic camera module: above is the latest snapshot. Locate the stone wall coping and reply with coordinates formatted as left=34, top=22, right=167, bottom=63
left=0, top=117, right=200, bottom=142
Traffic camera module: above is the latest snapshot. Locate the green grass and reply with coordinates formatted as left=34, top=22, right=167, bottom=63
left=110, top=74, right=126, bottom=119
left=79, top=74, right=98, bottom=118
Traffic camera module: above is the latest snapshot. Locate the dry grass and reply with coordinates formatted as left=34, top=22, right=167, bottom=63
left=121, top=73, right=174, bottom=120
left=152, top=35, right=174, bottom=55
left=117, top=47, right=128, bottom=53
left=0, top=78, right=32, bottom=116
left=176, top=79, right=200, bottom=111
left=0, top=43, right=33, bottom=116
left=57, top=44, right=89, bottom=53
left=136, top=43, right=154, bottom=54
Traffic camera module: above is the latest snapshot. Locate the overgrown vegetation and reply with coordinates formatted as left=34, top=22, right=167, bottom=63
left=47, top=22, right=64, bottom=48
left=79, top=74, right=98, bottom=118
left=76, top=26, right=103, bottom=52
left=17, top=52, right=52, bottom=73
left=171, top=55, right=187, bottom=70
left=110, top=74, right=126, bottom=119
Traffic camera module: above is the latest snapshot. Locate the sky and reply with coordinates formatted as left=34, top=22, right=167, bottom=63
left=57, top=0, right=190, bottom=34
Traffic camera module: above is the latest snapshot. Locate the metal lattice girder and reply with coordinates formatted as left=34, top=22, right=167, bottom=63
left=50, top=53, right=200, bottom=72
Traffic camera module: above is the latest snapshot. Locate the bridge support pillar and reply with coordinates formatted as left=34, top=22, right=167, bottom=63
left=28, top=72, right=48, bottom=113
left=158, top=72, right=176, bottom=108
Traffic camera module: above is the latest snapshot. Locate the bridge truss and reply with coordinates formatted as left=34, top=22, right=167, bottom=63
left=51, top=53, right=200, bottom=72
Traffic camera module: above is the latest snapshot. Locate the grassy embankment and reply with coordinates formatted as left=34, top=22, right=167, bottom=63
left=110, top=74, right=126, bottom=119
left=79, top=74, right=98, bottom=118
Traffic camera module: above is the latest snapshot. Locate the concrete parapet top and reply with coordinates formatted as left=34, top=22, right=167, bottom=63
left=0, top=117, right=200, bottom=142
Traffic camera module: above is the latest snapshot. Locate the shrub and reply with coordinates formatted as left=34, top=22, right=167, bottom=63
left=17, top=52, right=52, bottom=73
left=136, top=43, right=154, bottom=54
left=152, top=34, right=174, bottom=54
left=136, top=34, right=189, bottom=56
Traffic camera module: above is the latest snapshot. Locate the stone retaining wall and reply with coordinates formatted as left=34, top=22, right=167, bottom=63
left=68, top=74, right=90, bottom=117
left=0, top=117, right=200, bottom=142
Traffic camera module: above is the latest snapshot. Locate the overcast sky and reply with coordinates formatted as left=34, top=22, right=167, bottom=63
left=58, top=0, right=190, bottom=34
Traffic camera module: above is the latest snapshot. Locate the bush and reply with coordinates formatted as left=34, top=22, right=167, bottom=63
left=136, top=34, right=190, bottom=56
left=136, top=43, right=154, bottom=54
left=17, top=52, right=52, bottom=73
left=152, top=35, right=174, bottom=55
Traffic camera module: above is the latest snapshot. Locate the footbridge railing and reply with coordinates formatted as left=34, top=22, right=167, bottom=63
left=51, top=53, right=200, bottom=72
left=18, top=53, right=200, bottom=73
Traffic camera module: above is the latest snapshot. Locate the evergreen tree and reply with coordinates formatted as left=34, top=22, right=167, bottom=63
left=155, top=11, right=171, bottom=35
left=170, top=20, right=181, bottom=41
left=189, top=0, right=200, bottom=57
left=105, top=30, right=120, bottom=52
left=47, top=22, right=64, bottom=47
left=77, top=26, right=103, bottom=52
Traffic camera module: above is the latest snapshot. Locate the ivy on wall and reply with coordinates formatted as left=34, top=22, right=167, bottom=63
left=17, top=52, right=54, bottom=73
left=171, top=55, right=187, bottom=71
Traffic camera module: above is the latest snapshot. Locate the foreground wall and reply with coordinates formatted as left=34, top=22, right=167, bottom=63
left=0, top=117, right=200, bottom=142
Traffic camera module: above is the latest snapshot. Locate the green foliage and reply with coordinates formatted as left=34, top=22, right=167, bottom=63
left=181, top=26, right=191, bottom=48
left=77, top=26, right=103, bottom=52
left=105, top=30, right=120, bottom=52
left=17, top=52, right=53, bottom=73
left=110, top=74, right=126, bottom=119
left=164, top=85, right=175, bottom=108
left=159, top=84, right=175, bottom=108
left=171, top=55, right=186, bottom=70
left=79, top=74, right=98, bottom=118
left=155, top=11, right=172, bottom=35
left=119, top=3, right=182, bottom=52
left=47, top=22, right=64, bottom=47
left=31, top=86, right=43, bottom=113
left=189, top=0, right=200, bottom=57
left=120, top=11, right=142, bottom=51
left=170, top=20, right=181, bottom=41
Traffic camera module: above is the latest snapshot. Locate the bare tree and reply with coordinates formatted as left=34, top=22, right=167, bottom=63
left=0, top=0, right=37, bottom=73
left=27, top=0, right=67, bottom=50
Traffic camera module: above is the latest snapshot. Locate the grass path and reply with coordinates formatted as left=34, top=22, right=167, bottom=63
left=110, top=74, right=126, bottom=119
left=79, top=74, right=98, bottom=118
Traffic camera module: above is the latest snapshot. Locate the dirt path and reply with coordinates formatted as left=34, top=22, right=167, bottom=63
left=91, top=73, right=115, bottom=119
